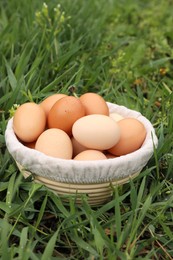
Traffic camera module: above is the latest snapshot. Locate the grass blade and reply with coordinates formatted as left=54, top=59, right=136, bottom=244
left=41, top=229, right=59, bottom=260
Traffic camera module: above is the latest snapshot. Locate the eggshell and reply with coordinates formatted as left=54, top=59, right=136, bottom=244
left=108, top=118, right=147, bottom=156
left=79, top=92, right=109, bottom=115
left=35, top=128, right=73, bottom=159
left=13, top=102, right=46, bottom=142
left=109, top=112, right=124, bottom=122
left=73, top=150, right=107, bottom=161
left=23, top=141, right=36, bottom=149
left=72, top=114, right=120, bottom=150
left=47, top=96, right=85, bottom=136
left=40, top=93, right=67, bottom=116
left=71, top=136, right=88, bottom=157
left=104, top=152, right=117, bottom=159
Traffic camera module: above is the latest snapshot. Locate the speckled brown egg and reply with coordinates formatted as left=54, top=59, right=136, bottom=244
left=47, top=96, right=85, bottom=136
left=40, top=93, right=67, bottom=117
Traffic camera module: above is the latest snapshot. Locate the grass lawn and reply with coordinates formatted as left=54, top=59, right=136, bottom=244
left=0, top=0, right=173, bottom=259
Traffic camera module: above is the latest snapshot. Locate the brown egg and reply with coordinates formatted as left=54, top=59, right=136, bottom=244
left=35, top=128, right=73, bottom=159
left=104, top=152, right=117, bottom=159
left=23, top=141, right=36, bottom=149
left=40, top=93, right=67, bottom=117
left=73, top=150, right=107, bottom=161
left=79, top=92, right=109, bottom=115
left=47, top=96, right=85, bottom=136
left=71, top=136, right=88, bottom=157
left=108, top=118, right=147, bottom=156
left=13, top=102, right=46, bottom=142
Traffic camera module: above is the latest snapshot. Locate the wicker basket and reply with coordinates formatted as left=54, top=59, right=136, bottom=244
left=5, top=102, right=158, bottom=206
left=16, top=161, right=140, bottom=205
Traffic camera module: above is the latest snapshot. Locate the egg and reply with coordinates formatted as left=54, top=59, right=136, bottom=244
left=109, top=112, right=124, bottom=122
left=73, top=150, right=107, bottom=161
left=23, top=141, right=36, bottom=149
left=40, top=93, right=67, bottom=117
left=108, top=118, right=147, bottom=156
left=35, top=128, right=73, bottom=159
left=79, top=92, right=109, bottom=115
left=13, top=102, right=46, bottom=142
left=47, top=96, right=85, bottom=136
left=72, top=114, right=120, bottom=150
left=71, top=136, right=88, bottom=157
left=104, top=152, right=117, bottom=159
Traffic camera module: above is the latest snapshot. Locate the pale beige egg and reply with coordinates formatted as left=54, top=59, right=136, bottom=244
left=72, top=114, right=120, bottom=150
left=109, top=112, right=124, bottom=122
left=73, top=150, right=107, bottom=161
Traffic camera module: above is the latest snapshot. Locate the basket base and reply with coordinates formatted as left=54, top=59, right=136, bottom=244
left=16, top=162, right=140, bottom=206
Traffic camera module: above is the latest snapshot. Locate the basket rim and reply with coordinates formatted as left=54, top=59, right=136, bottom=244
left=17, top=161, right=140, bottom=187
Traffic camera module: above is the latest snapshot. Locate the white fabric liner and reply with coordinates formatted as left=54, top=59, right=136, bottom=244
left=5, top=102, right=158, bottom=184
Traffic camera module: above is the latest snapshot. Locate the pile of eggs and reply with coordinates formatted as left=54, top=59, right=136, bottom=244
left=13, top=92, right=147, bottom=161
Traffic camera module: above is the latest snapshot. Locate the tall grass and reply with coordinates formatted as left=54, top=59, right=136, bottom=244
left=0, top=0, right=173, bottom=259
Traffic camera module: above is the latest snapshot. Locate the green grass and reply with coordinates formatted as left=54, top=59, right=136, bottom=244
left=0, top=0, right=173, bottom=259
